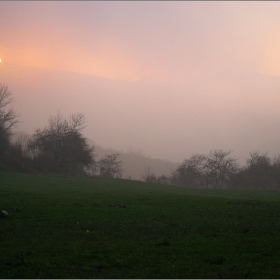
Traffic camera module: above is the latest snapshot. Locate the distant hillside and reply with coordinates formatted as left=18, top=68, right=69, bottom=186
left=3, top=64, right=280, bottom=164
left=12, top=132, right=177, bottom=180
left=94, top=144, right=177, bottom=180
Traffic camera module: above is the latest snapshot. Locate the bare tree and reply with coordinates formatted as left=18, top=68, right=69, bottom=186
left=204, top=150, right=239, bottom=188
left=171, top=154, right=207, bottom=188
left=241, top=152, right=273, bottom=189
left=98, top=153, right=123, bottom=179
left=172, top=150, right=239, bottom=188
left=29, top=113, right=95, bottom=175
left=141, top=167, right=157, bottom=183
left=5, top=134, right=33, bottom=171
left=0, top=84, right=19, bottom=160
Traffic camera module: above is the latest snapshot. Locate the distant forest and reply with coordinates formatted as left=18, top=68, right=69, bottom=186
left=1, top=83, right=280, bottom=190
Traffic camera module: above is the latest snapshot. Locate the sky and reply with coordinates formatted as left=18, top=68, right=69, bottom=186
left=1, top=1, right=280, bottom=163
left=2, top=1, right=280, bottom=81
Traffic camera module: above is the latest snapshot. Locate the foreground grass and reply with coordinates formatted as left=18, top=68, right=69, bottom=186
left=1, top=171, right=280, bottom=278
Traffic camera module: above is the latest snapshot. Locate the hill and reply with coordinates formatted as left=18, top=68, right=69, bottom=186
left=2, top=64, right=280, bottom=163
left=12, top=131, right=177, bottom=180
left=94, top=144, right=177, bottom=180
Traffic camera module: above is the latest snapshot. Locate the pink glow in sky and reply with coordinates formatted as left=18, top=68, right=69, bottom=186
left=1, top=1, right=280, bottom=162
left=2, top=1, right=280, bottom=81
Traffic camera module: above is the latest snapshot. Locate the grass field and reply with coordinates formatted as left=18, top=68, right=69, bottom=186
left=1, top=171, right=280, bottom=278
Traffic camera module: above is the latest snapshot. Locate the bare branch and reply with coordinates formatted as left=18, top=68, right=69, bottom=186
left=68, top=113, right=85, bottom=132
left=0, top=84, right=13, bottom=110
left=0, top=84, right=19, bottom=135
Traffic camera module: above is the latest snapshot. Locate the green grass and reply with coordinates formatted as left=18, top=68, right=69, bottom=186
left=1, top=171, right=280, bottom=278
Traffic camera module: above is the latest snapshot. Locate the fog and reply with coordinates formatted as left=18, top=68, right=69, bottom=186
left=2, top=64, right=280, bottom=165
left=1, top=2, right=280, bottom=165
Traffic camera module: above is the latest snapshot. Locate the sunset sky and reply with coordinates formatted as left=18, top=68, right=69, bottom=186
left=2, top=1, right=280, bottom=81
left=1, top=1, right=280, bottom=162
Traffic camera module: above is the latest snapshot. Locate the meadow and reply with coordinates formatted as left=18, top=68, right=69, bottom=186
left=1, top=171, right=280, bottom=278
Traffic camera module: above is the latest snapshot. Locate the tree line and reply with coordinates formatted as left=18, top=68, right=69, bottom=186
left=143, top=147, right=280, bottom=190
left=0, top=84, right=123, bottom=178
left=2, top=83, right=280, bottom=189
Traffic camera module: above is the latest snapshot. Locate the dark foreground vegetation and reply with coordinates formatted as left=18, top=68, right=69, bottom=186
left=1, top=171, right=280, bottom=278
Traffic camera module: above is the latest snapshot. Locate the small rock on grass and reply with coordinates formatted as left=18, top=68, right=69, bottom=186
left=1, top=210, right=8, bottom=217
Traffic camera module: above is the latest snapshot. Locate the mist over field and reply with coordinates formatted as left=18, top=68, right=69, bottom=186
left=2, top=64, right=280, bottom=166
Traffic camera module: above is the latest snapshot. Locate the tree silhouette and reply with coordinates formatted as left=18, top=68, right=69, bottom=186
left=0, top=84, right=19, bottom=161
left=98, top=153, right=123, bottom=179
left=29, top=113, right=95, bottom=175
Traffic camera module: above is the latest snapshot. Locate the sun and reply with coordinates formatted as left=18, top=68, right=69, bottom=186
left=0, top=58, right=2, bottom=63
